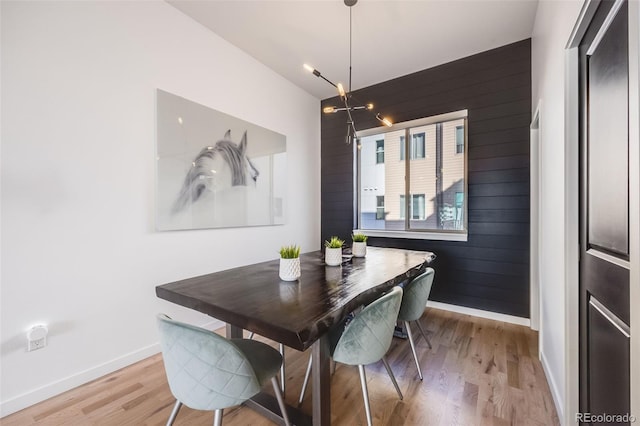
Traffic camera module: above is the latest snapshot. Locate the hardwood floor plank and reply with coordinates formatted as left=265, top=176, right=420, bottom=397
left=1, top=308, right=559, bottom=426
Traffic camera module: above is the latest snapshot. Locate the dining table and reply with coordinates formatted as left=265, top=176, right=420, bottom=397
left=156, top=246, right=435, bottom=426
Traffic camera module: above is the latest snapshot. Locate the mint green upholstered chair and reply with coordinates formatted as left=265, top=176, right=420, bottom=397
left=246, top=331, right=286, bottom=395
left=157, top=314, right=291, bottom=426
left=397, top=267, right=435, bottom=380
left=298, top=286, right=404, bottom=426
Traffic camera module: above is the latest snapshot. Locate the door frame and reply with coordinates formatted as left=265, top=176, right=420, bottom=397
left=565, top=0, right=640, bottom=423
left=628, top=0, right=639, bottom=419
left=530, top=102, right=541, bottom=333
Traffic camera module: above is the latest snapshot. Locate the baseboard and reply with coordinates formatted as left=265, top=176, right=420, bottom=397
left=426, top=301, right=531, bottom=327
left=540, top=349, right=565, bottom=424
left=0, top=319, right=224, bottom=418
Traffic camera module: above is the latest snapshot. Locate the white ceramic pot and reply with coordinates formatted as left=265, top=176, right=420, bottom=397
left=279, top=257, right=301, bottom=281
left=352, top=241, right=367, bottom=257
left=325, top=247, right=342, bottom=266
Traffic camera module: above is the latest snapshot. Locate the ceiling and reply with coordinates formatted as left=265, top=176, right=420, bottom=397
left=168, top=0, right=539, bottom=100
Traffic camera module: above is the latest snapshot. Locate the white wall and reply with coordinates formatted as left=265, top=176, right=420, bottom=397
left=0, top=0, right=320, bottom=416
left=531, top=0, right=583, bottom=423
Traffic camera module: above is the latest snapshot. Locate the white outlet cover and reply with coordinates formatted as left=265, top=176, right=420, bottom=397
left=27, top=325, right=48, bottom=341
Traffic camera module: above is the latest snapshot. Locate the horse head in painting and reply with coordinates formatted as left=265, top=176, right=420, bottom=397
left=171, top=130, right=259, bottom=214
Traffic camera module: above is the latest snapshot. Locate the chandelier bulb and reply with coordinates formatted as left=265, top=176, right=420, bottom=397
left=323, top=106, right=337, bottom=114
left=337, top=83, right=346, bottom=98
left=303, top=63, right=321, bottom=77
left=376, top=113, right=393, bottom=127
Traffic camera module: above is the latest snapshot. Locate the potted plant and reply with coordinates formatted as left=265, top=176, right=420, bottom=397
left=279, top=245, right=301, bottom=281
left=351, top=233, right=368, bottom=257
left=324, top=236, right=344, bottom=266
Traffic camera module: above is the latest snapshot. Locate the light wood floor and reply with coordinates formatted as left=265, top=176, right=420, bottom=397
left=2, top=308, right=559, bottom=426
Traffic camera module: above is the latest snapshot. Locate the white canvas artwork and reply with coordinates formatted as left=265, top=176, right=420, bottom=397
left=156, top=89, right=286, bottom=231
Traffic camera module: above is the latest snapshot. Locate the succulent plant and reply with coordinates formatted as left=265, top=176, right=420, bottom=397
left=279, top=245, right=301, bottom=259
left=324, top=236, right=345, bottom=248
left=351, top=233, right=368, bottom=243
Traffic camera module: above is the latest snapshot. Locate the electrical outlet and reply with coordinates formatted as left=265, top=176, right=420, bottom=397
left=27, top=325, right=48, bottom=352
left=28, top=337, right=46, bottom=351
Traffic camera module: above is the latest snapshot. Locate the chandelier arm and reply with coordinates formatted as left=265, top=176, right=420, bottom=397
left=319, top=74, right=338, bottom=89
left=343, top=97, right=358, bottom=140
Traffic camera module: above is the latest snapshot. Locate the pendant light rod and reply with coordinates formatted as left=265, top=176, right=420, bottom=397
left=349, top=4, right=352, bottom=93
left=303, top=0, right=394, bottom=144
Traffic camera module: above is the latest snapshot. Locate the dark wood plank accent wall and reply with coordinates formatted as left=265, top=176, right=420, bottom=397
left=321, top=39, right=531, bottom=318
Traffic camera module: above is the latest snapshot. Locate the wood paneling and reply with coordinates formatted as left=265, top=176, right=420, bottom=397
left=321, top=39, right=531, bottom=317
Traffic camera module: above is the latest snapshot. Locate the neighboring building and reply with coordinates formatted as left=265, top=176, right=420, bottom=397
left=359, top=118, right=465, bottom=232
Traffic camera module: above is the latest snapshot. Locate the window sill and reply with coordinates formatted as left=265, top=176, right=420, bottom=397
left=354, top=229, right=468, bottom=242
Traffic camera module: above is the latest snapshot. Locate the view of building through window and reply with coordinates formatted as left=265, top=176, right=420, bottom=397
left=358, top=112, right=467, bottom=233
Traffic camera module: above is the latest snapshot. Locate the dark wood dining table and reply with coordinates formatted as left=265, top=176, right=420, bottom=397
left=156, top=246, right=435, bottom=426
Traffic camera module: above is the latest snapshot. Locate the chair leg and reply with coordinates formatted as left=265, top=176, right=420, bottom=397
left=381, top=356, right=403, bottom=400
left=357, top=365, right=373, bottom=426
left=298, top=355, right=313, bottom=406
left=279, top=343, right=286, bottom=395
left=415, top=319, right=432, bottom=349
left=213, top=409, right=223, bottom=426
left=166, top=400, right=182, bottom=426
left=404, top=320, right=423, bottom=380
left=271, top=377, right=292, bottom=426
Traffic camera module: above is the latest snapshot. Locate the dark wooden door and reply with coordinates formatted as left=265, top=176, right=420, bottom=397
left=579, top=0, right=631, bottom=422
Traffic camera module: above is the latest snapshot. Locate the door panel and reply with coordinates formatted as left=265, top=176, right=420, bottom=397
left=584, top=253, right=630, bottom=325
left=588, top=298, right=631, bottom=424
left=587, top=1, right=630, bottom=256
left=579, top=0, right=631, bottom=421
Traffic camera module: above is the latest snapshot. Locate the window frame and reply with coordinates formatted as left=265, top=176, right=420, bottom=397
left=400, top=133, right=426, bottom=160
left=375, top=139, right=385, bottom=164
left=354, top=109, right=468, bottom=241
left=411, top=132, right=426, bottom=159
left=375, top=195, right=385, bottom=220
left=455, top=125, right=464, bottom=154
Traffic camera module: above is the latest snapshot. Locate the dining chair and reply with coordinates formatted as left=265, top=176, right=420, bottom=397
left=247, top=331, right=286, bottom=395
left=298, top=286, right=404, bottom=426
left=397, top=267, right=435, bottom=380
left=156, top=314, right=291, bottom=426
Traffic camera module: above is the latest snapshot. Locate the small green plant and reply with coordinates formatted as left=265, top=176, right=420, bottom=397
left=324, top=236, right=345, bottom=248
left=352, top=233, right=368, bottom=243
left=279, top=245, right=300, bottom=259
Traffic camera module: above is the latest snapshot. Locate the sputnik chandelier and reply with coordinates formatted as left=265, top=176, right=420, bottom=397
left=303, top=0, right=393, bottom=145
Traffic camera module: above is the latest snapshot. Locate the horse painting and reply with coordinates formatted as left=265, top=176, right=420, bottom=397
left=171, top=130, right=259, bottom=214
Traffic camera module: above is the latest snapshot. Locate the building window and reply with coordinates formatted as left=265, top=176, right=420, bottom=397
left=400, top=194, right=426, bottom=220
left=357, top=110, right=468, bottom=236
left=412, top=133, right=425, bottom=159
left=400, top=133, right=426, bottom=160
left=455, top=126, right=464, bottom=154
left=412, top=194, right=425, bottom=219
left=376, top=140, right=384, bottom=164
left=376, top=196, right=385, bottom=220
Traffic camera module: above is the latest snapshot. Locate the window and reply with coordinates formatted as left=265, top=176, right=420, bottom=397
left=455, top=126, right=464, bottom=154
left=400, top=194, right=426, bottom=220
left=399, top=133, right=426, bottom=160
left=412, top=194, right=425, bottom=219
left=376, top=196, right=385, bottom=220
left=376, top=140, right=384, bottom=164
left=357, top=110, right=467, bottom=237
left=412, top=133, right=425, bottom=159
